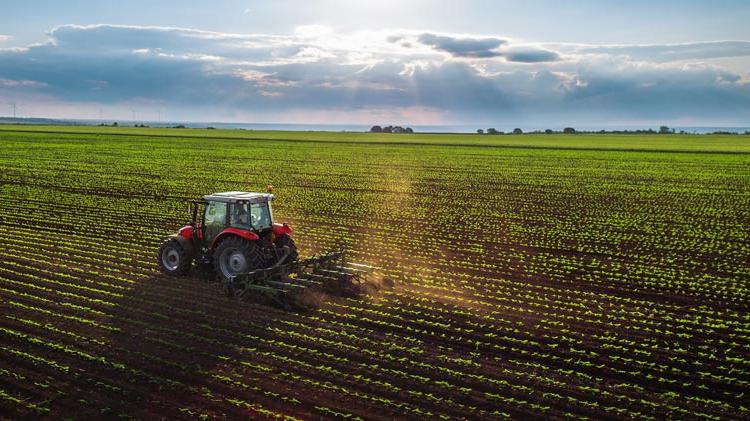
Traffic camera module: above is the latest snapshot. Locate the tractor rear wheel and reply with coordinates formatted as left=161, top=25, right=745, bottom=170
left=214, top=236, right=265, bottom=282
left=157, top=238, right=193, bottom=275
left=275, top=234, right=298, bottom=263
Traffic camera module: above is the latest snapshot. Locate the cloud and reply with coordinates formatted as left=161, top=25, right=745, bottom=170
left=502, top=47, right=560, bottom=63
left=567, top=40, right=750, bottom=62
left=0, top=35, right=12, bottom=42
left=417, top=33, right=506, bottom=58
left=561, top=59, right=750, bottom=121
left=0, top=77, right=47, bottom=88
left=414, top=33, right=559, bottom=63
left=0, top=24, right=748, bottom=125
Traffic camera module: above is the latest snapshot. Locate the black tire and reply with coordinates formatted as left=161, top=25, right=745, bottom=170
left=213, top=236, right=264, bottom=282
left=275, top=234, right=299, bottom=263
left=157, top=238, right=193, bottom=275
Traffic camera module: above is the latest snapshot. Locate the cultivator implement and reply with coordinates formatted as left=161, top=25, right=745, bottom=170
left=223, top=249, right=379, bottom=310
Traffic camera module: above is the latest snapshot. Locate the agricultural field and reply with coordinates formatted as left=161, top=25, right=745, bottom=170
left=0, top=125, right=748, bottom=420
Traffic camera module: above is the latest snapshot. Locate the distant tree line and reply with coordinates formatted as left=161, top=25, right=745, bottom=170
left=98, top=122, right=152, bottom=128
left=370, top=125, right=414, bottom=133
left=472, top=125, right=748, bottom=135
left=477, top=127, right=570, bottom=135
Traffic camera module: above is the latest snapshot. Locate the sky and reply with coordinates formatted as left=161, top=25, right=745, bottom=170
left=1, top=0, right=749, bottom=128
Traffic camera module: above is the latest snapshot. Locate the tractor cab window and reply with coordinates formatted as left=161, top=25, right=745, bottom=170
left=229, top=203, right=250, bottom=229
left=204, top=201, right=227, bottom=243
left=250, top=202, right=272, bottom=230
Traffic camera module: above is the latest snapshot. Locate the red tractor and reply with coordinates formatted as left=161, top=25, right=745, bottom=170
left=157, top=191, right=296, bottom=280
left=157, top=190, right=376, bottom=308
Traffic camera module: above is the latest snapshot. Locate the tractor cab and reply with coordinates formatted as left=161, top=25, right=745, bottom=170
left=199, top=191, right=275, bottom=245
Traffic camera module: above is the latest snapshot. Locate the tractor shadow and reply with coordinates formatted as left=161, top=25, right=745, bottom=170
left=103, top=271, right=316, bottom=418
left=102, top=263, right=392, bottom=419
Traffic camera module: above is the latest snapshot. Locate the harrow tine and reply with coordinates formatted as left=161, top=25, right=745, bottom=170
left=290, top=276, right=325, bottom=287
left=223, top=247, right=384, bottom=309
left=331, top=265, right=367, bottom=275
left=316, top=269, right=362, bottom=283
left=266, top=280, right=307, bottom=291
left=224, top=276, right=237, bottom=298
left=303, top=273, right=339, bottom=283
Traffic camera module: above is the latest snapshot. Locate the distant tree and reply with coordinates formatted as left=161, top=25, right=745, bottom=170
left=112, top=122, right=118, bottom=127
left=544, top=129, right=554, bottom=134
left=477, top=129, right=484, bottom=134
left=382, top=126, right=393, bottom=133
left=487, top=128, right=499, bottom=135
left=393, top=126, right=405, bottom=133
left=512, top=128, right=523, bottom=135
left=405, top=127, right=414, bottom=133
left=370, top=125, right=382, bottom=133
left=659, top=125, right=671, bottom=134
left=563, top=127, right=576, bottom=134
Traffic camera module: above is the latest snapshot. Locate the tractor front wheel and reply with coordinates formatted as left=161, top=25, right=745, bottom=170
left=157, top=238, right=193, bottom=275
left=214, top=236, right=264, bottom=282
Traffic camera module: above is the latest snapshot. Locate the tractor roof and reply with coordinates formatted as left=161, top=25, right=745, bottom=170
left=203, top=191, right=274, bottom=204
